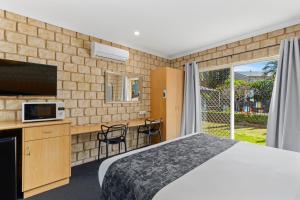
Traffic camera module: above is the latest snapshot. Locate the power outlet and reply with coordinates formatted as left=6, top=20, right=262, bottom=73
left=139, top=111, right=146, bottom=115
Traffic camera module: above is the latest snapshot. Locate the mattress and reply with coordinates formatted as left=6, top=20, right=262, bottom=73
left=98, top=133, right=300, bottom=200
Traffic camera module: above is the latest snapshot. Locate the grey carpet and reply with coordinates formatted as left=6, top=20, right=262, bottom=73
left=28, top=160, right=103, bottom=200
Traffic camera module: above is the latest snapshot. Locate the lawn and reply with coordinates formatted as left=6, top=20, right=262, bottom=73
left=202, top=122, right=266, bottom=145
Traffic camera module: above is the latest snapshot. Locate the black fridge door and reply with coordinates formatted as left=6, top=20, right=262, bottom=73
left=0, top=136, right=17, bottom=200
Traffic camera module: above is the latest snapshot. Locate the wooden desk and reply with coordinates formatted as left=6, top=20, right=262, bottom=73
left=70, top=118, right=147, bottom=135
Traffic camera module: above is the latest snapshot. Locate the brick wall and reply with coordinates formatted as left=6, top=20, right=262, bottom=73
left=0, top=10, right=170, bottom=166
left=1, top=9, right=300, bottom=166
left=170, top=24, right=300, bottom=69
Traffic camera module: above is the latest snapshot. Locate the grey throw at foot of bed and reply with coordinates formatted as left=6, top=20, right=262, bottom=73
left=102, top=133, right=237, bottom=200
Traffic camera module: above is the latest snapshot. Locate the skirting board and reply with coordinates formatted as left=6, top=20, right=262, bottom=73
left=23, top=178, right=69, bottom=199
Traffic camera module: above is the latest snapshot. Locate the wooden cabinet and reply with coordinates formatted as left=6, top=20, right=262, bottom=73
left=23, top=136, right=70, bottom=191
left=22, top=122, right=70, bottom=198
left=151, top=67, right=184, bottom=141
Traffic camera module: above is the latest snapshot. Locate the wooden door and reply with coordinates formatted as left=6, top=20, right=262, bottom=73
left=23, top=136, right=70, bottom=191
left=166, top=68, right=184, bottom=140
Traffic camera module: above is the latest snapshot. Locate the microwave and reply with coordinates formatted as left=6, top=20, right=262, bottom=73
left=22, top=102, right=65, bottom=123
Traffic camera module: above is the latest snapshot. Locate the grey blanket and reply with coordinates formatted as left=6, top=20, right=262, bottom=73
left=102, top=133, right=237, bottom=200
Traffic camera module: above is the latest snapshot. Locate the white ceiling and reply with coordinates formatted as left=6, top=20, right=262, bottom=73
left=1, top=0, right=300, bottom=59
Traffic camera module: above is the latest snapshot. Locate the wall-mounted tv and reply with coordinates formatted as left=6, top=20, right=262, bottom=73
left=0, top=59, right=57, bottom=96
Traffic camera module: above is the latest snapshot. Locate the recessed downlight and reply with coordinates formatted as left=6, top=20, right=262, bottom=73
left=134, top=31, right=140, bottom=36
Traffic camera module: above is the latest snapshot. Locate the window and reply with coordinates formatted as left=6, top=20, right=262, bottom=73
left=200, top=58, right=278, bottom=145
left=233, top=60, right=277, bottom=145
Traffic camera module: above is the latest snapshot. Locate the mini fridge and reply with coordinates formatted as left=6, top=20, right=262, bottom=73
left=0, top=135, right=17, bottom=200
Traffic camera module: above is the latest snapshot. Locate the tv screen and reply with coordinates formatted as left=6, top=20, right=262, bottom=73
left=0, top=59, right=57, bottom=96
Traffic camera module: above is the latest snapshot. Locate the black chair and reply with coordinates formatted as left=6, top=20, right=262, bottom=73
left=136, top=119, right=162, bottom=148
left=97, top=124, right=128, bottom=160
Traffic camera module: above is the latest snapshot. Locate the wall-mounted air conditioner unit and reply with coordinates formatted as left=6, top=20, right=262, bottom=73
left=91, top=42, right=129, bottom=62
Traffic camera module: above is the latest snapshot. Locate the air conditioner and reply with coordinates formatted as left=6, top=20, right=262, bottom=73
left=91, top=42, right=129, bottom=62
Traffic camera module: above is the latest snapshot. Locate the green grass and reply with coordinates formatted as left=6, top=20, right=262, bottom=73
left=202, top=122, right=230, bottom=138
left=235, top=125, right=266, bottom=145
left=202, top=122, right=266, bottom=145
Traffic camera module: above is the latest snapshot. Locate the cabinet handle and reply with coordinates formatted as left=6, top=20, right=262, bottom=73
left=163, top=89, right=167, bottom=98
left=43, top=131, right=53, bottom=134
left=26, top=146, right=30, bottom=156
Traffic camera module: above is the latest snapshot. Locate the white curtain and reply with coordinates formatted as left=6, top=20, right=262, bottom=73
left=266, top=37, right=300, bottom=152
left=181, top=62, right=202, bottom=136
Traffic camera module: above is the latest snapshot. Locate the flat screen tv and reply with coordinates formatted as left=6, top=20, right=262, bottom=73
left=0, top=59, right=57, bottom=96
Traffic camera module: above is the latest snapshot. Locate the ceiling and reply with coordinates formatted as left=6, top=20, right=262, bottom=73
left=1, top=0, right=300, bottom=59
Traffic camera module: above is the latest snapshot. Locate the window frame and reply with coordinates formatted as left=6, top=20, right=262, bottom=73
left=199, top=55, right=279, bottom=139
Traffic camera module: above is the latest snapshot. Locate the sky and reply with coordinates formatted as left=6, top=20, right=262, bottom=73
left=234, top=60, right=270, bottom=72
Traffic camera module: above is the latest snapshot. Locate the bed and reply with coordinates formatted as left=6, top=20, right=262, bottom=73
left=98, top=133, right=300, bottom=200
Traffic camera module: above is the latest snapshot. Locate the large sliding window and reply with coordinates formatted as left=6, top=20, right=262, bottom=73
left=200, top=58, right=278, bottom=145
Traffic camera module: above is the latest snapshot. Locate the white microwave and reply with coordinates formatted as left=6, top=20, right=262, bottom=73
left=22, top=102, right=65, bottom=123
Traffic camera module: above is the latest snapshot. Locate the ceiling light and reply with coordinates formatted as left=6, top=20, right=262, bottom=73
left=134, top=31, right=140, bottom=36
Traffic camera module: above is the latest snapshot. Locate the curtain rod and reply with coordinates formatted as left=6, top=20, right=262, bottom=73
left=182, top=44, right=280, bottom=66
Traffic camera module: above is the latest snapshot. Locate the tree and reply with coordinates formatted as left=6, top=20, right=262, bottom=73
left=200, top=69, right=230, bottom=89
left=263, top=60, right=278, bottom=78
left=249, top=80, right=274, bottom=101
left=234, top=80, right=249, bottom=100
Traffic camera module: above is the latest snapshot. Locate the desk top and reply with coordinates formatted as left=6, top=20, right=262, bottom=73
left=70, top=118, right=148, bottom=135
left=0, top=120, right=71, bottom=131
left=0, top=118, right=158, bottom=135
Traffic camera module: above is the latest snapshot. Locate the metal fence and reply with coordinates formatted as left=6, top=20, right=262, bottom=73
left=200, top=69, right=231, bottom=138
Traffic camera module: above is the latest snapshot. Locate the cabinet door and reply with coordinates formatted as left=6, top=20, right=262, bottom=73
left=150, top=68, right=166, bottom=120
left=23, top=136, right=70, bottom=191
left=151, top=68, right=167, bottom=142
left=166, top=68, right=184, bottom=140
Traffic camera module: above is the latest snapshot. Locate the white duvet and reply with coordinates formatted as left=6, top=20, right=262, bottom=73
left=99, top=135, right=300, bottom=200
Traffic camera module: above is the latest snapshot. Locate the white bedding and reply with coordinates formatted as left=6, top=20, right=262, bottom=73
left=98, top=136, right=300, bottom=200
left=153, top=142, right=300, bottom=200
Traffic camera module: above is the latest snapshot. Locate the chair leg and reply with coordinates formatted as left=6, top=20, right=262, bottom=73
left=136, top=132, right=139, bottom=148
left=98, top=140, right=101, bottom=160
left=118, top=143, right=121, bottom=154
left=159, top=131, right=162, bottom=142
left=124, top=140, right=127, bottom=152
left=148, top=135, right=151, bottom=146
left=106, top=142, right=108, bottom=158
